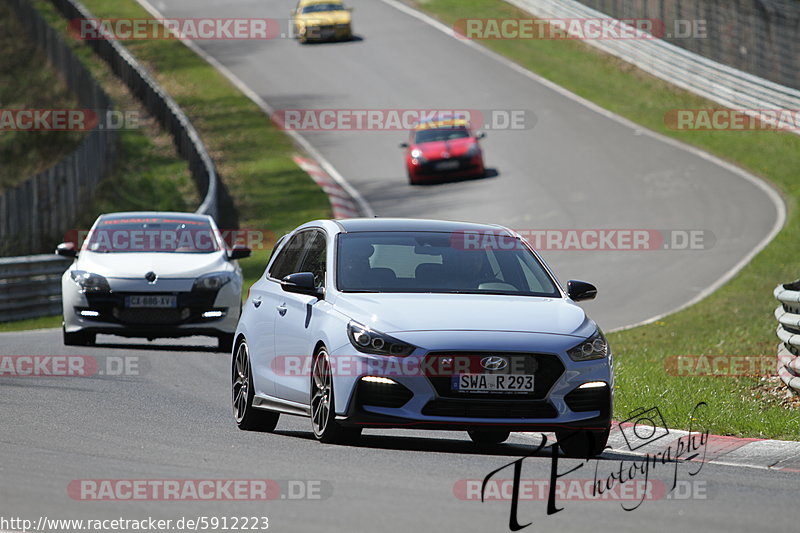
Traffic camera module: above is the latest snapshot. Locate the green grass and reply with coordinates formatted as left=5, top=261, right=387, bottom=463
left=0, top=0, right=331, bottom=331
left=0, top=1, right=84, bottom=191
left=75, top=0, right=332, bottom=279
left=0, top=315, right=62, bottom=333
left=417, top=0, right=800, bottom=439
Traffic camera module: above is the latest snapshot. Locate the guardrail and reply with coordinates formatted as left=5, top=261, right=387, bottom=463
left=507, top=0, right=800, bottom=135
left=2, top=0, right=116, bottom=257
left=49, top=0, right=237, bottom=225
left=775, top=281, right=800, bottom=393
left=0, top=256, right=72, bottom=322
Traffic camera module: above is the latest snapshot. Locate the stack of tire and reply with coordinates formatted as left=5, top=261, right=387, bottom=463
left=775, top=280, right=800, bottom=393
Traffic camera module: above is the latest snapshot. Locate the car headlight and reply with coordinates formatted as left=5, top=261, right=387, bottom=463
left=567, top=329, right=609, bottom=361
left=193, top=272, right=233, bottom=291
left=70, top=270, right=110, bottom=293
left=410, top=148, right=426, bottom=163
left=347, top=321, right=415, bottom=356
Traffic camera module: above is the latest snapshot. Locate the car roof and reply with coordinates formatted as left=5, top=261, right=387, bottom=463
left=97, top=211, right=212, bottom=223
left=414, top=118, right=470, bottom=131
left=333, top=218, right=509, bottom=234
left=298, top=0, right=343, bottom=6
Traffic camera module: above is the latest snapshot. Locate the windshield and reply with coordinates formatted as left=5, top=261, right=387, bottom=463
left=301, top=3, right=344, bottom=13
left=85, top=216, right=221, bottom=253
left=337, top=231, right=560, bottom=296
left=414, top=126, right=471, bottom=144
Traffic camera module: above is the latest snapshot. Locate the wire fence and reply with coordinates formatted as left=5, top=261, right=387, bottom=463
left=1, top=0, right=116, bottom=256
left=574, top=0, right=800, bottom=90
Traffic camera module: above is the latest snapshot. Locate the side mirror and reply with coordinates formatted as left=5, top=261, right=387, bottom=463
left=281, top=272, right=324, bottom=298
left=56, top=242, right=78, bottom=258
left=476, top=131, right=486, bottom=139
left=228, top=245, right=251, bottom=260
left=399, top=142, right=409, bottom=149
left=567, top=280, right=597, bottom=302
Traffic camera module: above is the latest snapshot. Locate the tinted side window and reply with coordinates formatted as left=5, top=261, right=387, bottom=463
left=297, top=231, right=327, bottom=288
left=268, top=231, right=309, bottom=280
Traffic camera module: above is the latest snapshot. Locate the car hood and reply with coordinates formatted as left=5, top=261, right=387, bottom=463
left=415, top=137, right=475, bottom=159
left=297, top=11, right=351, bottom=25
left=76, top=251, right=230, bottom=278
left=333, top=293, right=593, bottom=338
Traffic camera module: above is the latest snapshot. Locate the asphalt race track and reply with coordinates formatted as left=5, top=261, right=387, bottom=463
left=0, top=1, right=795, bottom=532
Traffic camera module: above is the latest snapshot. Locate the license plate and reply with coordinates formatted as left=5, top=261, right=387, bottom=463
left=435, top=160, right=460, bottom=170
left=452, top=374, right=534, bottom=393
left=126, top=295, right=177, bottom=308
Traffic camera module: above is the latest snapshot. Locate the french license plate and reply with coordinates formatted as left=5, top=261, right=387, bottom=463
left=452, top=374, right=534, bottom=393
left=435, top=160, right=460, bottom=170
left=126, top=295, right=177, bottom=308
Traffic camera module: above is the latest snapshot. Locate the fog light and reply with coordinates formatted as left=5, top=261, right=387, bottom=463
left=361, top=376, right=396, bottom=385
left=578, top=381, right=607, bottom=389
left=181, top=309, right=191, bottom=319
left=202, top=310, right=225, bottom=318
left=79, top=310, right=99, bottom=317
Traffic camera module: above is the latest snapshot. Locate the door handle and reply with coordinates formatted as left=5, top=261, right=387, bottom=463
left=252, top=297, right=262, bottom=308
left=277, top=304, right=287, bottom=316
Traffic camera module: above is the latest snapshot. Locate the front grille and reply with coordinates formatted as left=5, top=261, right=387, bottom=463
left=84, top=291, right=220, bottom=325
left=116, top=308, right=185, bottom=325
left=424, top=352, right=565, bottom=400
left=357, top=380, right=413, bottom=408
left=422, top=399, right=557, bottom=418
left=564, top=386, right=610, bottom=416
left=418, top=157, right=477, bottom=174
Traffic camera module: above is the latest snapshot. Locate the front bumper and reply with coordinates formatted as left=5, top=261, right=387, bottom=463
left=327, top=345, right=613, bottom=432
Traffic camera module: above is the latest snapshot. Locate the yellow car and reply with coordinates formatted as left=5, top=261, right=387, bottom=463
left=291, top=0, right=353, bottom=43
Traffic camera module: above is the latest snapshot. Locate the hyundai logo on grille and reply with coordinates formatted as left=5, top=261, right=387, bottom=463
left=480, top=356, right=508, bottom=371
left=144, top=271, right=157, bottom=283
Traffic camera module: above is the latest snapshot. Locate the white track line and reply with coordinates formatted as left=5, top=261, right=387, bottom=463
left=135, top=0, right=374, bottom=218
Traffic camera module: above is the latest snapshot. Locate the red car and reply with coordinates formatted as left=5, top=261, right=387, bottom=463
left=400, top=119, right=486, bottom=185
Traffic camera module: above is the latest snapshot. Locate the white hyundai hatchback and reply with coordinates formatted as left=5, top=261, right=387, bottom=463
left=232, top=218, right=613, bottom=457
left=58, top=212, right=250, bottom=351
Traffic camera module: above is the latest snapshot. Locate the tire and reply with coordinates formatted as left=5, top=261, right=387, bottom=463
left=468, top=429, right=510, bottom=445
left=310, top=346, right=361, bottom=444
left=63, top=327, right=95, bottom=346
left=556, top=427, right=610, bottom=458
left=232, top=339, right=280, bottom=432
left=218, top=333, right=234, bottom=353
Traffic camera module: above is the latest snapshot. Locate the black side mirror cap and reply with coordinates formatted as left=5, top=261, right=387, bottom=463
left=567, top=280, right=597, bottom=302
left=281, top=272, right=324, bottom=298
left=476, top=131, right=486, bottom=139
left=56, top=242, right=78, bottom=258
left=228, top=245, right=251, bottom=260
